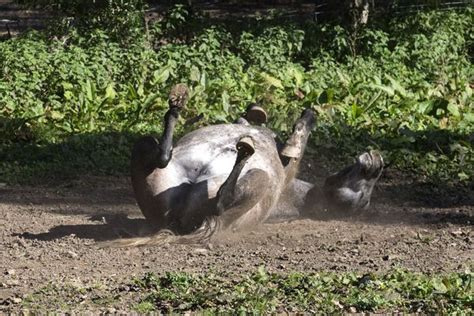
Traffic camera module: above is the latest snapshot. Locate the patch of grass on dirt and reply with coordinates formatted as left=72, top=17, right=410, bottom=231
left=20, top=282, right=120, bottom=312
left=14, top=268, right=473, bottom=313
left=131, top=268, right=473, bottom=313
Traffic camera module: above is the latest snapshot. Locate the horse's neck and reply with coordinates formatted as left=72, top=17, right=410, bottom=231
left=267, top=178, right=315, bottom=222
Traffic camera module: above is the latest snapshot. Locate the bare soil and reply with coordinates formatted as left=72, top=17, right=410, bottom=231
left=0, top=166, right=473, bottom=312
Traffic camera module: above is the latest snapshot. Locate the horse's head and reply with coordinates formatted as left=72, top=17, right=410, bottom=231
left=304, top=150, right=384, bottom=217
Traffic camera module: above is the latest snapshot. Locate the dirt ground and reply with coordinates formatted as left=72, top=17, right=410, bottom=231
left=0, top=165, right=473, bottom=312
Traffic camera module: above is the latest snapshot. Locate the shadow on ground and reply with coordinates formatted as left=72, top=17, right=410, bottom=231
left=15, top=214, right=152, bottom=242
left=15, top=188, right=473, bottom=244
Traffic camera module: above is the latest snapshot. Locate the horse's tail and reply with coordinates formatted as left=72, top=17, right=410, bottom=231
left=97, top=217, right=220, bottom=248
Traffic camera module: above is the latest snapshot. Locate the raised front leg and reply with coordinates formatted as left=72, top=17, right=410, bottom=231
left=215, top=137, right=270, bottom=230
left=305, top=150, right=384, bottom=215
left=156, top=83, right=189, bottom=168
left=131, top=84, right=189, bottom=171
left=130, top=84, right=189, bottom=227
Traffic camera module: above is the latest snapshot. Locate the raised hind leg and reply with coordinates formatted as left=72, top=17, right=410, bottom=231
left=279, top=109, right=315, bottom=186
left=235, top=104, right=268, bottom=126
left=214, top=137, right=270, bottom=230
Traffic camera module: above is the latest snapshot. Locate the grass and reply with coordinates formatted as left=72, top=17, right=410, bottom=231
left=15, top=268, right=473, bottom=313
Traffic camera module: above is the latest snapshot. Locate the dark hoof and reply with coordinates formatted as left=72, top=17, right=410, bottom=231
left=245, top=104, right=267, bottom=125
left=169, top=83, right=189, bottom=109
left=280, top=143, right=301, bottom=158
left=237, top=136, right=255, bottom=157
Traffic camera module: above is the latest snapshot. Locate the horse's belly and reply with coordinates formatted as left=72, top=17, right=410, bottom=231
left=174, top=143, right=236, bottom=183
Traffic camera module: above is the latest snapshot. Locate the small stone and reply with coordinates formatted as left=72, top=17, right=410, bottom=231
left=118, top=285, right=131, bottom=292
left=12, top=297, right=22, bottom=304
left=194, top=248, right=208, bottom=255
left=350, top=248, right=359, bottom=255
left=6, top=269, right=15, bottom=276
left=6, top=280, right=19, bottom=286
left=348, top=306, right=357, bottom=313
left=332, top=299, right=344, bottom=309
left=67, top=251, right=78, bottom=259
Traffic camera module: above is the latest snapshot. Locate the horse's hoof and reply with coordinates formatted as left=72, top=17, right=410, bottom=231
left=280, top=109, right=315, bottom=159
left=169, top=83, right=189, bottom=109
left=237, top=136, right=255, bottom=157
left=245, top=104, right=267, bottom=125
left=280, top=143, right=302, bottom=158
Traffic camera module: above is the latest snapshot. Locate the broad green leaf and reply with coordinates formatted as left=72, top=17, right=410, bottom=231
left=261, top=73, right=284, bottom=89
left=190, top=66, right=200, bottom=82
left=385, top=74, right=407, bottom=97
left=105, top=84, right=116, bottom=100
left=200, top=71, right=207, bottom=87
left=137, top=85, right=144, bottom=97
left=64, top=91, right=74, bottom=101
left=458, top=172, right=469, bottom=181
left=418, top=100, right=434, bottom=114
left=432, top=278, right=447, bottom=293
left=85, top=80, right=93, bottom=101
left=288, top=66, right=303, bottom=86
left=447, top=102, right=460, bottom=117
left=369, top=83, right=395, bottom=96
left=351, top=103, right=363, bottom=119
left=463, top=112, right=474, bottom=122
left=61, top=82, right=73, bottom=91
left=222, top=90, right=230, bottom=113
left=49, top=111, right=64, bottom=120
left=153, top=67, right=170, bottom=84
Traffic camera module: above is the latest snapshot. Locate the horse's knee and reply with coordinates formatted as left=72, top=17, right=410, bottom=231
left=235, top=169, right=269, bottom=197
left=217, top=168, right=269, bottom=215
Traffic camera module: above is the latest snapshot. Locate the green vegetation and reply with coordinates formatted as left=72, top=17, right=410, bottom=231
left=1, top=5, right=473, bottom=184
left=20, top=269, right=473, bottom=313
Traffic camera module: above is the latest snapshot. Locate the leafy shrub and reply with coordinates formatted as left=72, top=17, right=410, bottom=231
left=0, top=6, right=472, bottom=183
